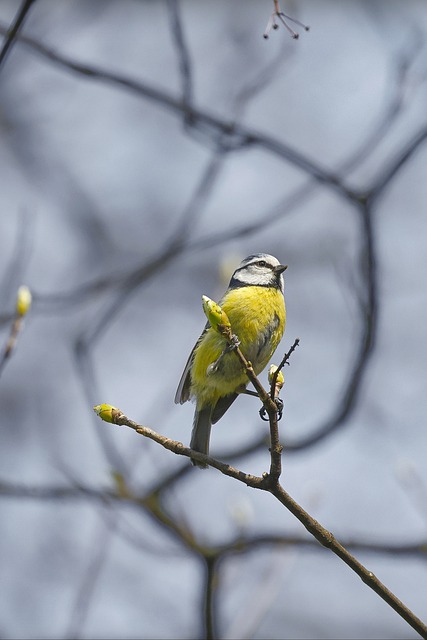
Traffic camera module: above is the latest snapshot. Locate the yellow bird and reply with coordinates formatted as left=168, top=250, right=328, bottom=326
left=175, top=254, right=287, bottom=468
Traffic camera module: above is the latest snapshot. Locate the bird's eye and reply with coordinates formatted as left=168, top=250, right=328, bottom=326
left=257, top=260, right=266, bottom=267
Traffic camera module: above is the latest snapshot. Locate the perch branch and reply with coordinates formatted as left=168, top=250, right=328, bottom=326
left=98, top=408, right=427, bottom=639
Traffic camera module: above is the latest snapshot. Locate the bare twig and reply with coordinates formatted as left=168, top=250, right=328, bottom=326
left=1, top=478, right=426, bottom=560
left=269, top=338, right=300, bottom=402
left=166, top=0, right=193, bottom=108
left=0, top=316, right=23, bottom=378
left=98, top=410, right=427, bottom=639
left=368, top=124, right=427, bottom=204
left=0, top=22, right=350, bottom=196
left=204, top=556, right=219, bottom=640
left=0, top=0, right=36, bottom=70
left=286, top=199, right=377, bottom=451
left=219, top=532, right=427, bottom=560
left=2, top=466, right=427, bottom=637
left=0, top=286, right=32, bottom=379
left=264, top=0, right=310, bottom=40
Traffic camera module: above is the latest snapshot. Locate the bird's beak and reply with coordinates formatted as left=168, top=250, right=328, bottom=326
left=274, top=264, right=288, bottom=275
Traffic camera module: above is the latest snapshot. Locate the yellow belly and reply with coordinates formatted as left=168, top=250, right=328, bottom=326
left=190, top=286, right=286, bottom=408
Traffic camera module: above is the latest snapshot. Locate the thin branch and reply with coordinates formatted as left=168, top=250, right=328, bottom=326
left=98, top=411, right=427, bottom=640
left=0, top=479, right=116, bottom=502
left=72, top=142, right=227, bottom=356
left=30, top=31, right=424, bottom=321
left=98, top=299, right=424, bottom=635
left=0, top=15, right=423, bottom=464
left=0, top=22, right=352, bottom=197
left=3, top=470, right=427, bottom=639
left=0, top=287, right=31, bottom=379
left=264, top=1, right=310, bottom=40
left=1, top=478, right=426, bottom=560
left=269, top=338, right=300, bottom=401
left=30, top=27, right=422, bottom=316
left=368, top=124, right=427, bottom=204
left=0, top=316, right=24, bottom=378
left=287, top=200, right=378, bottom=450
left=0, top=0, right=36, bottom=70
left=166, top=0, right=193, bottom=108
left=203, top=556, right=219, bottom=640
left=342, top=29, right=425, bottom=174
left=166, top=149, right=226, bottom=251
left=114, top=415, right=264, bottom=486
left=270, top=482, right=427, bottom=639
left=219, top=532, right=427, bottom=561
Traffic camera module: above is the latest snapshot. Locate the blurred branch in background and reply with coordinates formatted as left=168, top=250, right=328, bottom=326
left=0, top=21, right=350, bottom=190
left=1, top=477, right=427, bottom=562
left=0, top=0, right=35, bottom=69
left=0, top=12, right=422, bottom=459
left=2, top=469, right=427, bottom=636
left=166, top=0, right=193, bottom=109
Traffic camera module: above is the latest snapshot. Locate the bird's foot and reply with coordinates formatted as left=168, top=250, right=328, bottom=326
left=259, top=398, right=284, bottom=422
left=206, top=335, right=241, bottom=376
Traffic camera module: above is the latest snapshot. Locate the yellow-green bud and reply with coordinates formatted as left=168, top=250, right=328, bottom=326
left=268, top=364, right=285, bottom=387
left=16, top=285, right=32, bottom=317
left=93, top=404, right=122, bottom=423
left=202, top=295, right=231, bottom=332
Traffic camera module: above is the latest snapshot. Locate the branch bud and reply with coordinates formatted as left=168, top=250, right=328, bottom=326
left=268, top=364, right=285, bottom=388
left=202, top=295, right=231, bottom=333
left=93, top=404, right=123, bottom=423
left=268, top=365, right=285, bottom=403
left=16, top=285, right=32, bottom=317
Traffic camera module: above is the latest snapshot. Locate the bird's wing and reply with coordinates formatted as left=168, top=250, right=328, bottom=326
left=211, top=392, right=239, bottom=424
left=174, top=346, right=195, bottom=404
left=174, top=324, right=208, bottom=404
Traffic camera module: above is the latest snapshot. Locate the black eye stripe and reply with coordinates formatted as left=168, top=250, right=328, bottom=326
left=234, top=260, right=274, bottom=275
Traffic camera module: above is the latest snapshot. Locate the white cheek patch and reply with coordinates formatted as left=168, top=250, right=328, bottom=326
left=233, top=272, right=264, bottom=286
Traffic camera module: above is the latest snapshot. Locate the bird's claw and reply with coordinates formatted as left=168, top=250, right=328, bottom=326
left=259, top=398, right=284, bottom=422
left=275, top=398, right=284, bottom=421
left=206, top=335, right=241, bottom=376
left=259, top=406, right=269, bottom=421
left=229, top=334, right=240, bottom=349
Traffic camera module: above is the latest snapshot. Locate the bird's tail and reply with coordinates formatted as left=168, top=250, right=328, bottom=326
left=190, top=406, right=212, bottom=469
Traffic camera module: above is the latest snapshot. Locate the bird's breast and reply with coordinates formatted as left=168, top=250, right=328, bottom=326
left=190, top=286, right=286, bottom=403
left=222, top=286, right=286, bottom=368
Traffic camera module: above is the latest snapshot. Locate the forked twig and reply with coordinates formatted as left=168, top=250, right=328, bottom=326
left=264, top=0, right=310, bottom=39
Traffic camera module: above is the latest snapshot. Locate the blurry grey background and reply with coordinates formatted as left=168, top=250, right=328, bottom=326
left=0, top=1, right=426, bottom=638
